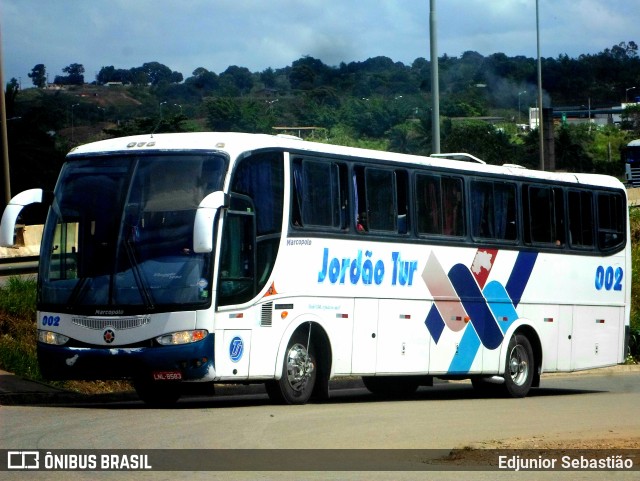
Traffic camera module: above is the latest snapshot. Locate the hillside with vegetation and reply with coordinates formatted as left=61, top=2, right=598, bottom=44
left=3, top=41, right=640, bottom=205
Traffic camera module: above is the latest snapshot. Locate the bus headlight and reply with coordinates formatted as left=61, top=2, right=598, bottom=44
left=38, top=330, right=70, bottom=345
left=156, top=330, right=208, bottom=346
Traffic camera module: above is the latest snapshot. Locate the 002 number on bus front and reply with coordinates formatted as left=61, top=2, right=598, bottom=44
left=42, top=315, right=61, bottom=327
left=594, top=266, right=623, bottom=291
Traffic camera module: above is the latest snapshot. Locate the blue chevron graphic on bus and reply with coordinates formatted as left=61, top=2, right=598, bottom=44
left=423, top=250, right=538, bottom=373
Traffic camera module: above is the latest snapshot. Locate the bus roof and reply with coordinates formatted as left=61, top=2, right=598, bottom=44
left=67, top=132, right=624, bottom=190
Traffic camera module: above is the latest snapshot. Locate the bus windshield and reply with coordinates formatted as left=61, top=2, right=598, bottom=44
left=625, top=145, right=640, bottom=163
left=39, top=153, right=226, bottom=312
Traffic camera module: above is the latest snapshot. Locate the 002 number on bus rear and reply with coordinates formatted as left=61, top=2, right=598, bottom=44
left=595, top=265, right=623, bottom=291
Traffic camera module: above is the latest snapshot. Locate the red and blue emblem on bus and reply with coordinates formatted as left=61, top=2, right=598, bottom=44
left=423, top=249, right=538, bottom=373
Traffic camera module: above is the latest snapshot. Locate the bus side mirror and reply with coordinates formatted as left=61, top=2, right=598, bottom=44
left=193, top=191, right=229, bottom=253
left=0, top=189, right=44, bottom=247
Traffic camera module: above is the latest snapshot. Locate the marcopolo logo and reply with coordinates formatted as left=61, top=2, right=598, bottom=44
left=229, top=336, right=244, bottom=363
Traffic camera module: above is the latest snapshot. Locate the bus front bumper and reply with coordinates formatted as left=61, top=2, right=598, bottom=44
left=37, top=333, right=216, bottom=382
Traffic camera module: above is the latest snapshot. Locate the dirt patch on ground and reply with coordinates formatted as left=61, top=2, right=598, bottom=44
left=470, top=430, right=639, bottom=450
left=440, top=434, right=639, bottom=469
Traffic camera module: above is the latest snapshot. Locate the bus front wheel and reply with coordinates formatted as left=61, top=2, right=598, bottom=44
left=266, top=332, right=317, bottom=405
left=502, top=334, right=534, bottom=398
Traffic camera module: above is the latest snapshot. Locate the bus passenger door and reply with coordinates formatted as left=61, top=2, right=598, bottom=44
left=351, top=298, right=378, bottom=374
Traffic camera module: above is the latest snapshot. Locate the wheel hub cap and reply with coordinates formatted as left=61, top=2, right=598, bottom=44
left=286, top=343, right=314, bottom=392
left=509, top=344, right=529, bottom=386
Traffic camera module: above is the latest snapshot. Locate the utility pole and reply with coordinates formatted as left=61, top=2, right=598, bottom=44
left=430, top=0, right=440, bottom=154
left=0, top=25, right=10, bottom=206
left=536, top=0, right=544, bottom=170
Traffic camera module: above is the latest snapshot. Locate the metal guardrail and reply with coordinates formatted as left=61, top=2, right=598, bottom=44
left=0, top=256, right=39, bottom=276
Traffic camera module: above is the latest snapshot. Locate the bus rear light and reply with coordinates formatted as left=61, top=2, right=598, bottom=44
left=38, top=330, right=69, bottom=346
left=156, top=329, right=208, bottom=346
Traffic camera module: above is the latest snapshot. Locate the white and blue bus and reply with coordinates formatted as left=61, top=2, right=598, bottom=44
left=0, top=132, right=630, bottom=405
left=623, top=139, right=640, bottom=186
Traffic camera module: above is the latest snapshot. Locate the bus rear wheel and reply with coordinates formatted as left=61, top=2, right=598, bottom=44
left=266, top=332, right=317, bottom=405
left=502, top=334, right=534, bottom=398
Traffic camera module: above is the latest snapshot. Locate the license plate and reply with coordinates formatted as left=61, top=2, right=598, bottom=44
left=152, top=371, right=182, bottom=381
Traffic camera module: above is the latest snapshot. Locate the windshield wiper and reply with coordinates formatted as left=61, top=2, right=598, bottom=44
left=67, top=276, right=90, bottom=306
left=124, top=237, right=155, bottom=310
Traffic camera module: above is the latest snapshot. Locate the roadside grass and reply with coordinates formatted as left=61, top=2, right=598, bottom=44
left=0, top=277, right=40, bottom=380
left=1, top=208, right=639, bottom=390
left=0, top=277, right=131, bottom=394
left=628, top=207, right=640, bottom=361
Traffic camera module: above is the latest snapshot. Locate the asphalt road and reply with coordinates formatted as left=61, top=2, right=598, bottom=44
left=1, top=368, right=639, bottom=480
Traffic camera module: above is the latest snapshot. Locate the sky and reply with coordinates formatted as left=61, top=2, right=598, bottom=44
left=2, top=0, right=639, bottom=86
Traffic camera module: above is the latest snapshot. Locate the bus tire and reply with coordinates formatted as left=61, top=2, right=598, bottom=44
left=502, top=334, right=534, bottom=398
left=133, top=378, right=181, bottom=407
left=266, top=332, right=317, bottom=405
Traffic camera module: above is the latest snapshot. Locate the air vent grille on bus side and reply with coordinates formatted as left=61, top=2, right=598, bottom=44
left=261, top=302, right=273, bottom=327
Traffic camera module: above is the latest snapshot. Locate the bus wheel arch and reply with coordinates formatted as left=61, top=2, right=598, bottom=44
left=512, top=325, right=542, bottom=388
left=266, top=321, right=332, bottom=404
left=501, top=325, right=541, bottom=397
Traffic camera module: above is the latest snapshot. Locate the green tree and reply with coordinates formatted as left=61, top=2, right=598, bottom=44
left=219, top=66, right=254, bottom=95
left=28, top=64, right=47, bottom=88
left=184, top=68, right=219, bottom=94
left=555, top=125, right=593, bottom=172
left=5, top=78, right=20, bottom=117
left=204, top=97, right=270, bottom=133
left=64, top=63, right=85, bottom=85
left=587, top=124, right=632, bottom=175
left=442, top=119, right=516, bottom=165
left=142, top=62, right=174, bottom=86
left=54, top=63, right=85, bottom=85
left=622, top=104, right=640, bottom=135
left=96, top=66, right=131, bottom=85
left=289, top=56, right=333, bottom=91
left=260, top=67, right=277, bottom=89
left=339, top=97, right=405, bottom=138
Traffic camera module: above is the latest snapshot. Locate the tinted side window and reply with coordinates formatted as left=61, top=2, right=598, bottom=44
left=354, top=166, right=407, bottom=234
left=365, top=168, right=395, bottom=231
left=232, top=152, right=283, bottom=235
left=415, top=174, right=464, bottom=237
left=470, top=180, right=517, bottom=241
left=597, top=191, right=625, bottom=250
left=568, top=190, right=594, bottom=248
left=291, top=158, right=347, bottom=229
left=524, top=185, right=565, bottom=246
